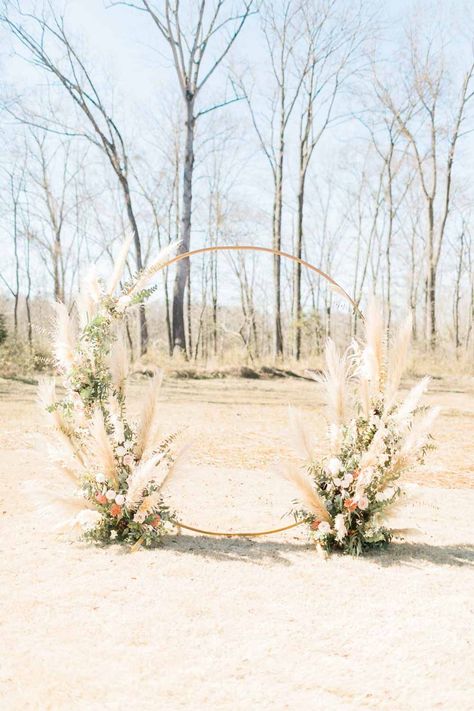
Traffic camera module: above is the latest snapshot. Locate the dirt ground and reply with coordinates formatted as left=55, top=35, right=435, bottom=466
left=1, top=375, right=474, bottom=710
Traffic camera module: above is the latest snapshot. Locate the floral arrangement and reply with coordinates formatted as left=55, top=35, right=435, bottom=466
left=35, top=236, right=185, bottom=548
left=283, top=302, right=439, bottom=556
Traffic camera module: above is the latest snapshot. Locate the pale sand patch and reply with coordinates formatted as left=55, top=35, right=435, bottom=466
left=1, top=378, right=474, bottom=710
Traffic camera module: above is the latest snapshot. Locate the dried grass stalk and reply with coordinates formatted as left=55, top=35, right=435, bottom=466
left=316, top=338, right=352, bottom=426
left=363, top=298, right=386, bottom=395
left=125, top=452, right=163, bottom=510
left=127, top=241, right=180, bottom=297
left=385, top=315, right=412, bottom=405
left=135, top=370, right=163, bottom=460
left=52, top=302, right=76, bottom=372
left=288, top=407, right=316, bottom=460
left=107, top=233, right=134, bottom=295
left=278, top=462, right=332, bottom=523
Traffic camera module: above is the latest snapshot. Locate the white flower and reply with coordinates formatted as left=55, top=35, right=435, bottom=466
left=358, top=495, right=369, bottom=510
left=375, top=487, right=395, bottom=502
left=123, top=454, right=134, bottom=467
left=110, top=530, right=118, bottom=540
left=116, top=446, right=127, bottom=457
left=115, top=494, right=125, bottom=506
left=326, top=457, right=342, bottom=476
left=95, top=473, right=106, bottom=484
left=106, top=489, right=116, bottom=501
left=124, top=440, right=133, bottom=451
left=341, top=473, right=353, bottom=488
left=334, top=513, right=347, bottom=542
left=134, top=511, right=146, bottom=524
left=76, top=509, right=102, bottom=530
left=318, top=521, right=331, bottom=535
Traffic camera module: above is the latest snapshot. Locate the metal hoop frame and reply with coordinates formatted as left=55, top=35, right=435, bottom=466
left=132, top=244, right=362, bottom=548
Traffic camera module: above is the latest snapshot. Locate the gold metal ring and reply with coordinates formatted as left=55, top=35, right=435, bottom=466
left=128, top=244, right=362, bottom=549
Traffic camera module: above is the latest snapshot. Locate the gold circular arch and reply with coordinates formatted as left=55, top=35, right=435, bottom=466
left=131, top=244, right=363, bottom=549
left=159, top=244, right=363, bottom=320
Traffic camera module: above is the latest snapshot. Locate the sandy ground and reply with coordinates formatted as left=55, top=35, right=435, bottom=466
left=1, top=375, right=474, bottom=710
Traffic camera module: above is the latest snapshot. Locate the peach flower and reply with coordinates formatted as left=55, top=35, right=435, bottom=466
left=110, top=504, right=122, bottom=518
left=344, top=498, right=357, bottom=512
left=150, top=515, right=161, bottom=528
left=95, top=493, right=107, bottom=505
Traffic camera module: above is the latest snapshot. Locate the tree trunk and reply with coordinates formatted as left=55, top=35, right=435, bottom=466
left=173, top=97, right=195, bottom=356
left=454, top=232, right=464, bottom=350
left=273, top=150, right=284, bottom=358
left=294, top=165, right=306, bottom=360
left=119, top=174, right=148, bottom=354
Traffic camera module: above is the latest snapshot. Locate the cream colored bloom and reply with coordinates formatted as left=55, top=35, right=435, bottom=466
left=95, top=473, right=106, bottom=484
left=358, top=495, right=369, bottom=510
left=115, top=494, right=125, bottom=505
left=334, top=513, right=347, bottom=542
left=318, top=521, right=331, bottom=535
left=341, top=473, right=353, bottom=488
left=327, top=457, right=342, bottom=476
left=76, top=509, right=102, bottom=530
left=106, top=489, right=116, bottom=501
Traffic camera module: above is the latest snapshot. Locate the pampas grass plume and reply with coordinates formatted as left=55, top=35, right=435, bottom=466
left=385, top=315, right=412, bottom=406
left=52, top=302, right=76, bottom=372
left=288, top=407, right=316, bottom=460
left=127, top=241, right=180, bottom=297
left=277, top=462, right=332, bottom=523
left=135, top=369, right=163, bottom=460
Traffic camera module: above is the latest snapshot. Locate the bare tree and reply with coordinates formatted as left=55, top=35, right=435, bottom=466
left=118, top=0, right=254, bottom=356
left=377, top=31, right=474, bottom=348
left=293, top=0, right=365, bottom=358
left=0, top=163, right=25, bottom=332
left=1, top=2, right=150, bottom=351
left=243, top=0, right=305, bottom=358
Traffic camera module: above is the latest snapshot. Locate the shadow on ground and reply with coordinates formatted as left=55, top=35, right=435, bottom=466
left=164, top=534, right=312, bottom=565
left=369, top=542, right=474, bottom=568
left=145, top=535, right=474, bottom=568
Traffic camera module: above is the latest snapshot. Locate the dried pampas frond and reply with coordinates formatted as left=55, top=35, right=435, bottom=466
left=135, top=370, right=163, bottom=460
left=277, top=462, right=332, bottom=523
left=362, top=298, right=386, bottom=395
left=392, top=377, right=430, bottom=426
left=136, top=490, right=162, bottom=518
left=107, top=233, right=134, bottom=296
left=76, top=268, right=102, bottom=328
left=402, top=406, right=440, bottom=459
left=90, top=410, right=118, bottom=486
left=315, top=338, right=352, bottom=426
left=385, top=316, right=412, bottom=407
left=52, top=302, right=76, bottom=372
left=154, top=439, right=190, bottom=494
left=125, top=452, right=163, bottom=510
left=127, top=241, right=180, bottom=297
left=134, top=445, right=189, bottom=516
left=288, top=407, right=317, bottom=460
left=38, top=377, right=85, bottom=464
left=22, top=480, right=92, bottom=532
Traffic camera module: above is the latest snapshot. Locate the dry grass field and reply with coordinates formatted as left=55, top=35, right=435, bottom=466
left=1, top=375, right=474, bottom=710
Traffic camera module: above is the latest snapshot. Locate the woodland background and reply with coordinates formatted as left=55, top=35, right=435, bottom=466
left=0, top=0, right=473, bottom=374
